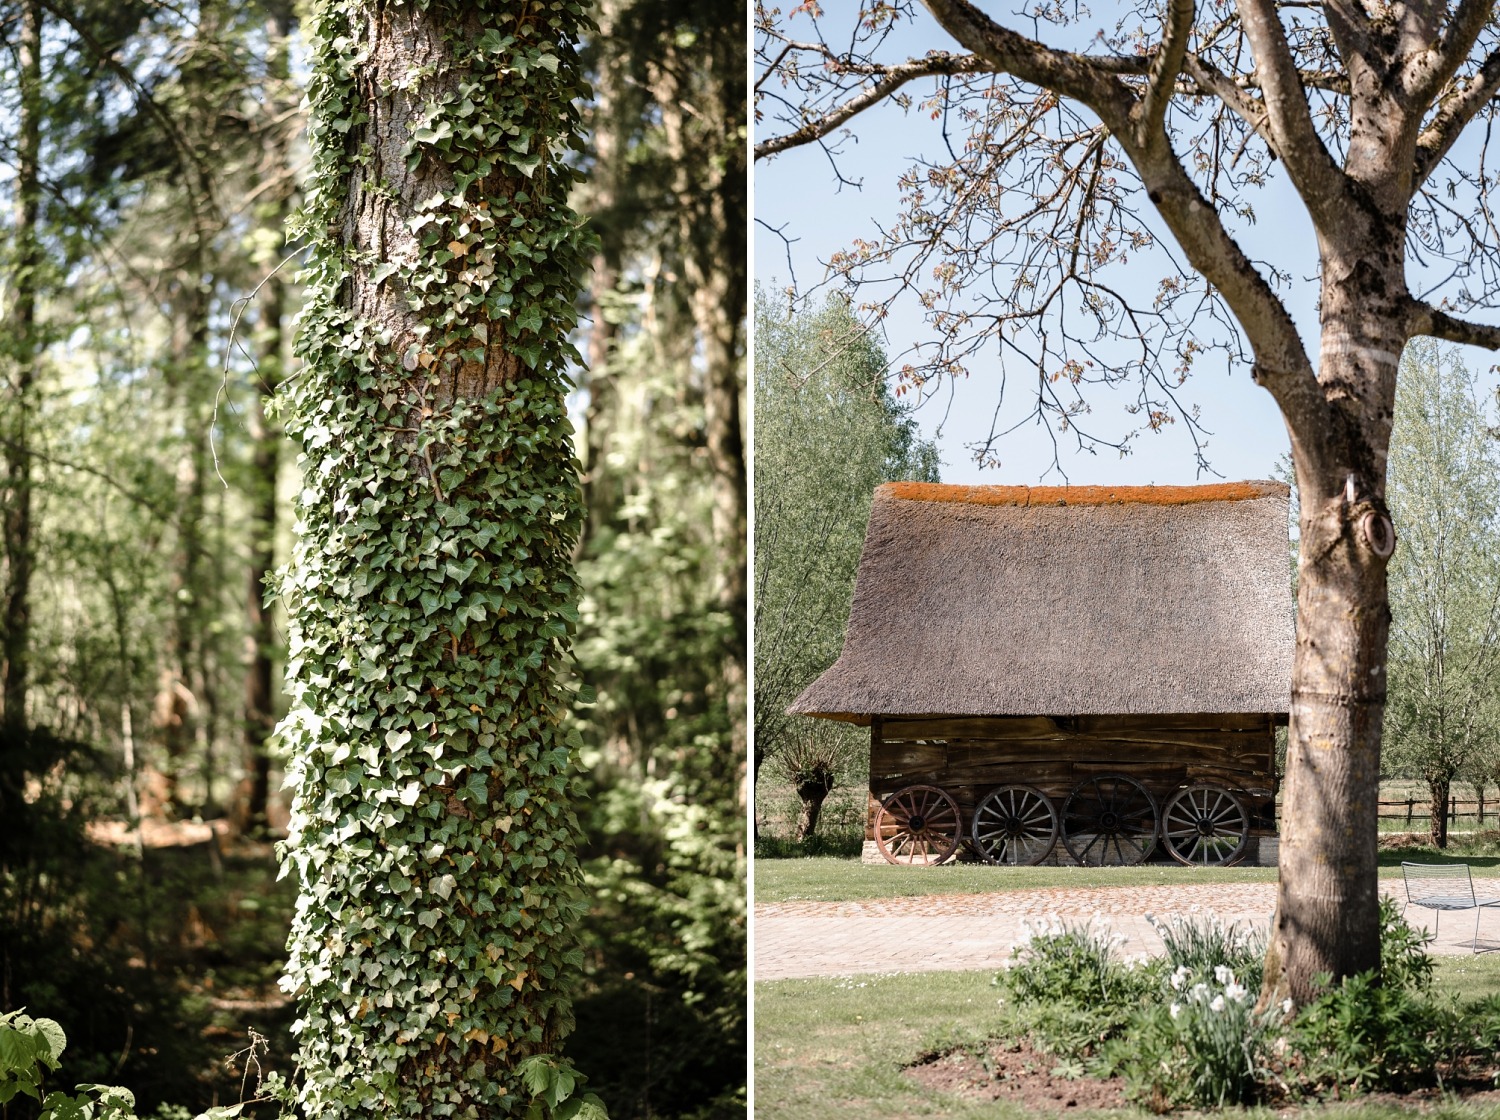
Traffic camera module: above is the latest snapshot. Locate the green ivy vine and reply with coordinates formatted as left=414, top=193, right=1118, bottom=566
left=274, top=1, right=601, bottom=1117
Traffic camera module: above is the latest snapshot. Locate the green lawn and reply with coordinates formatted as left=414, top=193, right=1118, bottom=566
left=755, top=853, right=1500, bottom=905
left=754, top=958, right=1500, bottom=1119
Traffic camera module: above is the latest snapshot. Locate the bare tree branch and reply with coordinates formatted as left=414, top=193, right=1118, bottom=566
left=755, top=52, right=987, bottom=159
left=1414, top=47, right=1500, bottom=186
left=1237, top=0, right=1347, bottom=221
left=1183, top=54, right=1275, bottom=149
left=1408, top=301, right=1500, bottom=350
left=1136, top=0, right=1196, bottom=144
left=1404, top=0, right=1492, bottom=106
left=915, top=0, right=1136, bottom=129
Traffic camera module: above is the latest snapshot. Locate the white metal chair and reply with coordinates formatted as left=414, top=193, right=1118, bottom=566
left=1400, top=861, right=1500, bottom=954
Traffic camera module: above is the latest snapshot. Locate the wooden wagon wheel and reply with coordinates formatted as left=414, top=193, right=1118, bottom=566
left=874, top=784, right=962, bottom=866
left=1061, top=774, right=1159, bottom=866
left=970, top=784, right=1058, bottom=866
left=1162, top=784, right=1250, bottom=866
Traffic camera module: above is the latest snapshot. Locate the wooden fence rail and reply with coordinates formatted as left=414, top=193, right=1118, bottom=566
left=1375, top=794, right=1490, bottom=826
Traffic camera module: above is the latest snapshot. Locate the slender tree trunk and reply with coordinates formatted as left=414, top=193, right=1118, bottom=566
left=577, top=0, right=621, bottom=559
left=579, top=257, right=619, bottom=552
left=157, top=0, right=226, bottom=814
left=160, top=286, right=210, bottom=815
left=1428, top=774, right=1451, bottom=849
left=241, top=295, right=281, bottom=833
left=2, top=0, right=42, bottom=736
left=279, top=4, right=594, bottom=1114
left=794, top=775, right=833, bottom=842
left=239, top=4, right=295, bottom=837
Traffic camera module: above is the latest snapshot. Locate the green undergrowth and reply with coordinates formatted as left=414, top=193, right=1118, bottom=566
left=992, top=903, right=1500, bottom=1111
left=755, top=946, right=1500, bottom=1119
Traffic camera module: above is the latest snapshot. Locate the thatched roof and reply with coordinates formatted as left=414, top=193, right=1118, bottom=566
left=790, top=481, right=1294, bottom=724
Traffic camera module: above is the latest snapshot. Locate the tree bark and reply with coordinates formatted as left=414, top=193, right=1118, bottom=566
left=1427, top=774, right=1451, bottom=850
left=652, top=21, right=748, bottom=809
left=794, top=773, right=834, bottom=842
left=2, top=0, right=42, bottom=736
left=159, top=284, right=210, bottom=815
left=1263, top=282, right=1402, bottom=1007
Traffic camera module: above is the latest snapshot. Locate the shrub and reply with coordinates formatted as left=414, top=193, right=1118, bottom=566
left=1099, top=960, right=1282, bottom=1110
left=1285, top=897, right=1452, bottom=1096
left=995, top=902, right=1500, bottom=1108
left=1, top=1009, right=189, bottom=1120
left=996, top=918, right=1155, bottom=1010
left=1148, top=910, right=1265, bottom=996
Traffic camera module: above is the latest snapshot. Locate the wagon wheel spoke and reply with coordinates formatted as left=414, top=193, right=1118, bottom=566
left=1061, top=775, right=1158, bottom=866
left=875, top=784, right=962, bottom=866
left=970, top=785, right=1058, bottom=866
left=1162, top=785, right=1249, bottom=867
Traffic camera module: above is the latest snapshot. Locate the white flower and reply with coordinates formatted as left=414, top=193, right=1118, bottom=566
left=1210, top=995, right=1226, bottom=1013
left=1169, top=1002, right=1182, bottom=1020
left=1170, top=965, right=1191, bottom=991
left=1189, top=982, right=1209, bottom=1001
left=1281, top=998, right=1294, bottom=1015
left=1224, top=981, right=1248, bottom=1003
left=1214, top=965, right=1234, bottom=985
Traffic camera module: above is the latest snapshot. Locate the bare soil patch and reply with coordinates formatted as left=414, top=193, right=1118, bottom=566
left=907, top=1045, right=1500, bottom=1115
left=905, top=1042, right=1126, bottom=1112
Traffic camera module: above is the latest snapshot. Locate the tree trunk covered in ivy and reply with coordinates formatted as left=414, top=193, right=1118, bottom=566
left=278, top=1, right=596, bottom=1116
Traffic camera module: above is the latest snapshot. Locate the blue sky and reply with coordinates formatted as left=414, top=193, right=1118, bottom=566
left=752, top=4, right=1492, bottom=487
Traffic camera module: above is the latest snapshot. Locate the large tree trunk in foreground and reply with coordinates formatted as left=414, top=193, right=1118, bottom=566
left=1263, top=292, right=1401, bottom=1007
left=278, top=3, right=594, bottom=1115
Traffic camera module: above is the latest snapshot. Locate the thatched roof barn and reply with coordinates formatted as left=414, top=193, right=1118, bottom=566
left=791, top=480, right=1295, bottom=723
left=789, top=481, right=1296, bottom=867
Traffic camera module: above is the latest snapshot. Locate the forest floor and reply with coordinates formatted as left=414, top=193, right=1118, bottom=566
left=76, top=819, right=298, bottom=1116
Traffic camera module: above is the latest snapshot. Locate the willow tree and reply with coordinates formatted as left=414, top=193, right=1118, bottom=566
left=1383, top=340, right=1500, bottom=848
left=758, top=0, right=1500, bottom=1005
left=277, top=1, right=597, bottom=1115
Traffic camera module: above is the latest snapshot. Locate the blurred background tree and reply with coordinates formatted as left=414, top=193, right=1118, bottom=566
left=565, top=1, right=746, bottom=1114
left=753, top=289, right=939, bottom=847
left=0, top=1, right=745, bottom=1115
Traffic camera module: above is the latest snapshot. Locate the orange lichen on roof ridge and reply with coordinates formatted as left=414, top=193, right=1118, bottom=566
left=881, top=480, right=1285, bottom=507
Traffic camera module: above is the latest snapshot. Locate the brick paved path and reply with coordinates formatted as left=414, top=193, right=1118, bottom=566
left=754, top=883, right=1500, bottom=980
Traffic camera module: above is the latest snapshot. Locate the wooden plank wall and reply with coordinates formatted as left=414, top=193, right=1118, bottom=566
left=867, top=713, right=1278, bottom=841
